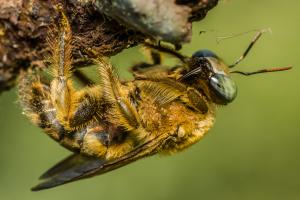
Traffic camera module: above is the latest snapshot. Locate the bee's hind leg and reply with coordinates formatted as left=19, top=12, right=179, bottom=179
left=46, top=9, right=106, bottom=131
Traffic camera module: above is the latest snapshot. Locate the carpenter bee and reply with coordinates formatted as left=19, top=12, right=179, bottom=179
left=18, top=8, right=291, bottom=191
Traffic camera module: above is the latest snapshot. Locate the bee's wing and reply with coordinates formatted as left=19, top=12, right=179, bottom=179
left=31, top=133, right=169, bottom=191
left=31, top=154, right=106, bottom=191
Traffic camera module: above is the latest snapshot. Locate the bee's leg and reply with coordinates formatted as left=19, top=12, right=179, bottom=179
left=131, top=50, right=162, bottom=73
left=137, top=76, right=209, bottom=114
left=185, top=88, right=209, bottom=114
left=18, top=71, right=106, bottom=155
left=150, top=50, right=162, bottom=65
left=47, top=9, right=104, bottom=130
left=47, top=8, right=76, bottom=128
left=73, top=70, right=95, bottom=86
left=97, top=58, right=141, bottom=131
left=136, top=76, right=209, bottom=114
left=18, top=73, right=106, bottom=158
left=143, top=41, right=188, bottom=63
left=50, top=62, right=103, bottom=130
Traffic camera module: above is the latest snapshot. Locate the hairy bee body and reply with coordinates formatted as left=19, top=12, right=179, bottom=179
left=18, top=7, right=290, bottom=191
left=19, top=60, right=215, bottom=190
left=19, top=65, right=216, bottom=159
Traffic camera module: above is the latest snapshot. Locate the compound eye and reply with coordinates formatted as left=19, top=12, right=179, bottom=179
left=209, top=74, right=237, bottom=104
left=192, top=49, right=219, bottom=59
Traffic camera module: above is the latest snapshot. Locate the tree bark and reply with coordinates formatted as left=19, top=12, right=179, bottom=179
left=0, top=0, right=218, bottom=93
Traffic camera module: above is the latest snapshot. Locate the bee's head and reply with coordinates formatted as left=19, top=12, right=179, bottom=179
left=180, top=49, right=291, bottom=105
left=180, top=49, right=237, bottom=105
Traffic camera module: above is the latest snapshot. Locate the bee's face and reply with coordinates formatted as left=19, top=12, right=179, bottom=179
left=189, top=49, right=238, bottom=105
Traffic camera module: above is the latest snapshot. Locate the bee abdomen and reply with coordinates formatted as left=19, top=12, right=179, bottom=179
left=77, top=125, right=135, bottom=159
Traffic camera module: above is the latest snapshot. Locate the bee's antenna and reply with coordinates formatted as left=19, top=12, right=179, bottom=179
left=229, top=28, right=272, bottom=68
left=231, top=66, right=292, bottom=76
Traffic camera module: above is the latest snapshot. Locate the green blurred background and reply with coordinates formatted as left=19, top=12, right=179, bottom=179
left=0, top=1, right=299, bottom=199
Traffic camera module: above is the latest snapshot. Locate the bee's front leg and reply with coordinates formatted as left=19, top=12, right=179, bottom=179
left=185, top=87, right=209, bottom=114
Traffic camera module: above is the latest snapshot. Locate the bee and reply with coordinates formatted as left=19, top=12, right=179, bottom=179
left=18, top=8, right=291, bottom=191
